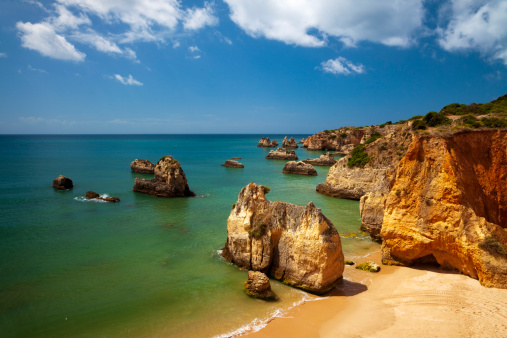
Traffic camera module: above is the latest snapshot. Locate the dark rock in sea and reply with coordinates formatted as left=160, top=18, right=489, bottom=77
left=265, top=148, right=298, bottom=160
left=130, top=159, right=155, bottom=174
left=85, top=191, right=101, bottom=199
left=52, top=175, right=73, bottom=190
left=257, top=137, right=278, bottom=147
left=231, top=157, right=242, bottom=159
left=222, top=160, right=244, bottom=168
left=133, top=155, right=195, bottom=198
left=282, top=161, right=317, bottom=175
left=244, top=271, right=275, bottom=300
left=85, top=191, right=120, bottom=202
left=282, top=136, right=298, bottom=148
left=302, top=152, right=337, bottom=166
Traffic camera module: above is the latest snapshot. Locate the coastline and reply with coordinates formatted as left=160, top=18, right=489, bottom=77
left=244, top=253, right=507, bottom=338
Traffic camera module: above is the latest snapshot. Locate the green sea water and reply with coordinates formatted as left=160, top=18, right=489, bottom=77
left=0, top=135, right=379, bottom=337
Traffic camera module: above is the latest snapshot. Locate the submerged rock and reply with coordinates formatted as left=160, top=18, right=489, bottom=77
left=355, top=261, right=380, bottom=273
left=282, top=136, right=298, bottom=148
left=282, top=161, right=317, bottom=175
left=244, top=271, right=275, bottom=300
left=257, top=137, right=278, bottom=147
left=130, top=159, right=155, bottom=174
left=52, top=175, right=73, bottom=190
left=221, top=183, right=344, bottom=294
left=302, top=152, right=337, bottom=166
left=133, top=155, right=195, bottom=198
left=85, top=191, right=120, bottom=202
left=265, top=148, right=298, bottom=160
left=222, top=160, right=244, bottom=168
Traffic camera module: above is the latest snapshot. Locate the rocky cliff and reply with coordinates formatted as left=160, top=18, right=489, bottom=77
left=257, top=137, right=278, bottom=147
left=381, top=130, right=507, bottom=288
left=303, top=127, right=365, bottom=150
left=282, top=136, right=298, bottom=148
left=221, top=183, right=344, bottom=294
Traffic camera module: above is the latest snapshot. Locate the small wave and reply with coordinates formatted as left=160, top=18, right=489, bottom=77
left=196, top=193, right=211, bottom=198
left=73, top=195, right=108, bottom=203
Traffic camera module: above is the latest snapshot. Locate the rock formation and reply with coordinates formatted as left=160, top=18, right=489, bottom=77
left=282, top=161, right=317, bottom=176
left=222, top=160, right=244, bottom=168
left=52, top=175, right=73, bottom=190
left=130, top=159, right=155, bottom=174
left=221, top=183, right=344, bottom=294
left=303, top=128, right=365, bottom=150
left=298, top=138, right=306, bottom=144
left=85, top=191, right=120, bottom=202
left=303, top=152, right=337, bottom=166
left=282, top=136, right=298, bottom=148
left=333, top=144, right=355, bottom=157
left=133, top=155, right=195, bottom=198
left=381, top=130, right=507, bottom=288
left=265, top=148, right=298, bottom=160
left=244, top=271, right=275, bottom=300
left=257, top=137, right=278, bottom=147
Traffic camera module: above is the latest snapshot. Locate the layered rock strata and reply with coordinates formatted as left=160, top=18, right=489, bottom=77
left=52, top=175, right=73, bottom=190
left=130, top=159, right=155, bottom=174
left=282, top=136, right=298, bottom=148
left=381, top=130, right=507, bottom=288
left=221, top=183, right=344, bottom=294
left=265, top=148, right=298, bottom=160
left=282, top=161, right=317, bottom=176
left=85, top=191, right=120, bottom=202
left=303, top=152, right=337, bottom=166
left=257, top=137, right=278, bottom=147
left=244, top=271, right=275, bottom=300
left=222, top=160, right=244, bottom=168
left=133, top=155, right=195, bottom=198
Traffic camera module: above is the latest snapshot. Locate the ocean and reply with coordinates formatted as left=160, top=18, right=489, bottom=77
left=0, top=134, right=379, bottom=337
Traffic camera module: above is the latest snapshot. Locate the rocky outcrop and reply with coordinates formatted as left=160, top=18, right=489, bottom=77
left=133, top=155, right=195, bottom=198
left=333, top=144, right=355, bottom=157
left=265, top=148, right=298, bottom=160
left=244, top=271, right=275, bottom=300
left=282, top=136, right=298, bottom=148
left=52, top=175, right=73, bottom=190
left=282, top=161, right=317, bottom=176
left=298, top=138, right=306, bottom=144
left=221, top=183, right=344, bottom=294
left=222, top=160, right=244, bottom=168
left=304, top=128, right=365, bottom=150
left=130, top=159, right=155, bottom=174
left=381, top=131, right=507, bottom=288
left=303, top=152, right=337, bottom=166
left=85, top=191, right=120, bottom=202
left=257, top=137, right=278, bottom=147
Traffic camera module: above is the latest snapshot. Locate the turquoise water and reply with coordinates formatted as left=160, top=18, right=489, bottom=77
left=0, top=135, right=379, bottom=337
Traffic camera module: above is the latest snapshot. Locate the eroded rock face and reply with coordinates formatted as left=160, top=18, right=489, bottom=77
left=222, top=160, right=244, bottom=168
left=303, top=152, right=337, bottom=166
left=304, top=128, right=365, bottom=150
left=282, top=136, right=298, bottom=148
left=52, top=175, right=73, bottom=190
left=244, top=271, right=275, bottom=300
left=257, top=137, right=278, bottom=147
left=265, top=148, right=298, bottom=160
left=221, top=183, right=344, bottom=294
left=282, top=161, right=317, bottom=176
left=133, top=155, right=195, bottom=198
left=130, top=159, right=155, bottom=174
left=381, top=131, right=507, bottom=288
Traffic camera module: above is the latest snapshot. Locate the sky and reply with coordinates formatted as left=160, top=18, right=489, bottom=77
left=0, top=0, right=507, bottom=134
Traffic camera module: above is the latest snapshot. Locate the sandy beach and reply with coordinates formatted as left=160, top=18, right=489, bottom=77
left=246, top=253, right=507, bottom=338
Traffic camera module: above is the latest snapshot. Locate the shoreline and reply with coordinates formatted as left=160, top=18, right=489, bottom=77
left=243, top=253, right=507, bottom=338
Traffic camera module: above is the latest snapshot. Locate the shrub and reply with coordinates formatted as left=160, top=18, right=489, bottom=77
left=248, top=222, right=267, bottom=239
left=340, top=133, right=347, bottom=138
left=459, top=115, right=481, bottom=128
left=232, top=203, right=236, bottom=209
left=412, top=119, right=427, bottom=130
left=423, top=111, right=451, bottom=127
left=329, top=135, right=337, bottom=139
left=347, top=144, right=370, bottom=168
left=365, top=132, right=382, bottom=145
left=379, top=121, right=392, bottom=128
left=409, top=115, right=424, bottom=120
left=262, top=186, right=271, bottom=194
left=481, top=117, right=507, bottom=128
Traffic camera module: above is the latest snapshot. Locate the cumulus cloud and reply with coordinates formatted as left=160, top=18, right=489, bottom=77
left=224, top=0, right=425, bottom=47
left=113, top=74, right=143, bottom=86
left=16, top=21, right=86, bottom=61
left=438, top=0, right=507, bottom=65
left=320, top=57, right=365, bottom=75
left=183, top=2, right=218, bottom=31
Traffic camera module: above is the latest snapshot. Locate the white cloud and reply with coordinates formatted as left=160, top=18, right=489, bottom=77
left=183, top=2, right=218, bottom=31
left=28, top=64, right=48, bottom=73
left=113, top=74, right=143, bottom=86
left=188, top=45, right=200, bottom=53
left=224, top=0, right=425, bottom=47
left=72, top=30, right=122, bottom=53
left=320, top=57, right=365, bottom=75
left=16, top=21, right=86, bottom=61
left=438, top=0, right=507, bottom=65
left=50, top=4, right=91, bottom=29
left=0, top=52, right=6, bottom=58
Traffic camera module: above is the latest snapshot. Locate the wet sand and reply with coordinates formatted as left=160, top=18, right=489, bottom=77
left=246, top=253, right=507, bottom=338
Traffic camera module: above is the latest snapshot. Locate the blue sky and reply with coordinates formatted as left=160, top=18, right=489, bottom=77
left=0, top=0, right=506, bottom=134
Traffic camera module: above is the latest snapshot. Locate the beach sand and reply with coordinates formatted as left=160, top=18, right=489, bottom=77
left=246, top=253, right=507, bottom=338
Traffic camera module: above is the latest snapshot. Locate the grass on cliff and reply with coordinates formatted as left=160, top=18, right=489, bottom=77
left=248, top=222, right=267, bottom=239
left=347, top=144, right=370, bottom=168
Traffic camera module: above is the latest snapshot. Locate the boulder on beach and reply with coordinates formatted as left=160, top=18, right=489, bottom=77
left=85, top=191, right=120, bottom=202
left=244, top=271, right=275, bottom=300
left=130, top=159, right=155, bottom=174
left=222, top=160, right=244, bottom=168
left=265, top=148, right=298, bottom=160
left=257, top=137, right=278, bottom=147
left=282, top=136, right=298, bottom=148
left=282, top=161, right=317, bottom=176
left=302, top=152, right=337, bottom=166
left=52, top=175, right=73, bottom=190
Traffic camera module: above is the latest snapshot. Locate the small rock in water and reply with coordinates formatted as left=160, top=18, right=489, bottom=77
left=85, top=191, right=120, bottom=203
left=221, top=160, right=244, bottom=168
left=244, top=271, right=276, bottom=300
left=52, top=175, right=73, bottom=190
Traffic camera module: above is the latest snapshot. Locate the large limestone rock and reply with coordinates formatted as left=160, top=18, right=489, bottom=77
left=304, top=128, right=365, bottom=150
left=244, top=271, right=275, bottom=300
left=52, top=175, right=73, bottom=190
left=282, top=136, right=298, bottom=148
left=221, top=183, right=344, bottom=294
left=303, top=152, right=337, bottom=166
left=257, top=137, right=278, bottom=147
left=222, top=160, right=244, bottom=168
left=381, top=131, right=507, bottom=288
left=282, top=161, right=317, bottom=176
left=133, top=155, right=195, bottom=198
left=130, top=159, right=155, bottom=174
left=265, top=148, right=298, bottom=160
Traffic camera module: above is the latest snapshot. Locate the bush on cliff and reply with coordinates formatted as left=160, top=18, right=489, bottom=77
left=347, top=144, right=370, bottom=168
left=365, top=132, right=382, bottom=144
left=423, top=111, right=451, bottom=127
left=412, top=119, right=427, bottom=130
